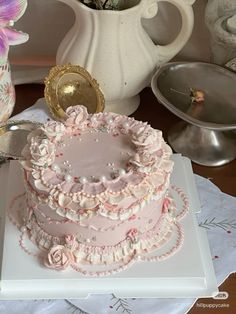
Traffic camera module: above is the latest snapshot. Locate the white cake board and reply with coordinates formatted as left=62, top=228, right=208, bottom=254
left=0, top=155, right=218, bottom=299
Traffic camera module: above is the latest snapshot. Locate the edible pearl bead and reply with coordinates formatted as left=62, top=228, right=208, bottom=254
left=65, top=174, right=72, bottom=182
left=107, top=118, right=113, bottom=124
left=52, top=164, right=60, bottom=172
left=79, top=176, right=87, bottom=184
left=42, top=139, right=48, bottom=144
left=119, top=168, right=126, bottom=176
left=100, top=176, right=106, bottom=182
left=20, top=226, right=27, bottom=233
left=123, top=122, right=129, bottom=129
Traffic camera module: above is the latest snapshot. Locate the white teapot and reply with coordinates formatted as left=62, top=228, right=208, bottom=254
left=56, top=0, right=195, bottom=115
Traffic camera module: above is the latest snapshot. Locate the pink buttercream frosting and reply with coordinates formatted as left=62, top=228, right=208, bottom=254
left=44, top=244, right=74, bottom=270
left=18, top=105, right=179, bottom=274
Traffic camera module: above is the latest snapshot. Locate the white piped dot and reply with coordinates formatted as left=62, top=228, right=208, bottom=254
left=107, top=118, right=113, bottom=124
left=20, top=226, right=27, bottom=233
left=99, top=176, right=107, bottom=183
left=51, top=164, right=60, bottom=172
left=79, top=176, right=87, bottom=184
left=65, top=174, right=73, bottom=182
left=119, top=168, right=126, bottom=176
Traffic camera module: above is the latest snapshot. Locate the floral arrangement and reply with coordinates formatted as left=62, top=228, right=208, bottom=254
left=80, top=0, right=121, bottom=10
left=0, top=0, right=29, bottom=65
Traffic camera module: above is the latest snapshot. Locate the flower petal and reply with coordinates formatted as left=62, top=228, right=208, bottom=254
left=4, top=27, right=28, bottom=45
left=0, top=0, right=27, bottom=22
left=0, top=29, right=8, bottom=64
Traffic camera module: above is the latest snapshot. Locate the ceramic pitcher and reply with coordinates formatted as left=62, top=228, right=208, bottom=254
left=56, top=0, right=195, bottom=115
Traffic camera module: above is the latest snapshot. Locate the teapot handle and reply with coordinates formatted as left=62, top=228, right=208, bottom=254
left=142, top=0, right=195, bottom=64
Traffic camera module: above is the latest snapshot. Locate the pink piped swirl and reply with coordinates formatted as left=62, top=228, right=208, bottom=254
left=129, top=152, right=158, bottom=172
left=65, top=105, right=88, bottom=128
left=30, top=137, right=55, bottom=167
left=126, top=228, right=140, bottom=243
left=132, top=127, right=162, bottom=153
left=44, top=245, right=74, bottom=270
left=42, top=121, right=66, bottom=142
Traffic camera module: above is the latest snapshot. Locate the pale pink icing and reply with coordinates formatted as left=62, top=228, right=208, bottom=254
left=8, top=184, right=189, bottom=275
left=18, top=105, right=178, bottom=273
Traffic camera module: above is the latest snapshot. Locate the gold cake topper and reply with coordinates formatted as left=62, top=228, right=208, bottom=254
left=44, top=64, right=105, bottom=120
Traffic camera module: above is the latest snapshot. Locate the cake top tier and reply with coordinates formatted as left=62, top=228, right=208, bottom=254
left=21, top=106, right=173, bottom=220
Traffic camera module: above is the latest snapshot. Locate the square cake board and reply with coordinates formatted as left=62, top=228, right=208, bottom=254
left=0, top=155, right=218, bottom=299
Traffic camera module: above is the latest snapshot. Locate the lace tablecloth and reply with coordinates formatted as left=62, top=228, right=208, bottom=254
left=0, top=100, right=235, bottom=314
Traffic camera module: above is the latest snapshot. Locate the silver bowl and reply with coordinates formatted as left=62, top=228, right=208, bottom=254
left=151, top=62, right=236, bottom=166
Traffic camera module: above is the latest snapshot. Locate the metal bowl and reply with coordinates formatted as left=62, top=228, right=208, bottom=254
left=0, top=120, right=42, bottom=159
left=151, top=62, right=236, bottom=166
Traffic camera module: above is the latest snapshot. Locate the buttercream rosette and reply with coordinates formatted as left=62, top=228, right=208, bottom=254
left=65, top=105, right=88, bottom=130
left=44, top=245, right=74, bottom=270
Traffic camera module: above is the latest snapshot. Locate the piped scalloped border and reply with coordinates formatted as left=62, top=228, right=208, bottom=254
left=8, top=185, right=189, bottom=276
left=21, top=106, right=173, bottom=217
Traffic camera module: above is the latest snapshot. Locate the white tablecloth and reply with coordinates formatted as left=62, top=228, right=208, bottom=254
left=0, top=100, right=235, bottom=314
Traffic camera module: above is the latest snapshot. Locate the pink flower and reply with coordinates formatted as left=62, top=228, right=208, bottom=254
left=0, top=0, right=29, bottom=64
left=132, top=128, right=162, bottom=153
left=30, top=137, right=55, bottom=167
left=129, top=152, right=158, bottom=173
left=42, top=121, right=65, bottom=142
left=126, top=228, right=139, bottom=243
left=44, top=245, right=74, bottom=271
left=65, top=105, right=88, bottom=127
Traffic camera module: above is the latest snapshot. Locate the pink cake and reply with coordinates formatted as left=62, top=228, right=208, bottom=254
left=20, top=105, right=177, bottom=275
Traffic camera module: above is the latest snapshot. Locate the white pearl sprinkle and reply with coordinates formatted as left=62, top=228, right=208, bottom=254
left=52, top=164, right=60, bottom=172
left=86, top=238, right=91, bottom=243
left=107, top=118, right=113, bottom=124
left=65, top=174, right=73, bottom=182
left=119, top=168, right=126, bottom=176
left=95, top=139, right=99, bottom=142
left=123, top=122, right=129, bottom=129
left=100, top=176, right=107, bottom=182
left=42, top=139, right=48, bottom=144
left=20, top=226, right=27, bottom=233
left=79, top=176, right=87, bottom=184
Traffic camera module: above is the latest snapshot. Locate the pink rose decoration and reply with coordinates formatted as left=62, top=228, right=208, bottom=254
left=65, top=105, right=88, bottom=127
left=129, top=152, right=158, bottom=173
left=132, top=128, right=162, bottom=153
left=30, top=137, right=55, bottom=167
left=44, top=245, right=74, bottom=270
left=126, top=228, right=139, bottom=243
left=42, top=121, right=66, bottom=142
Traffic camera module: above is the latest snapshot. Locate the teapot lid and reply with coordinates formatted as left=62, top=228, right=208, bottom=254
left=0, top=120, right=42, bottom=159
left=44, top=64, right=105, bottom=120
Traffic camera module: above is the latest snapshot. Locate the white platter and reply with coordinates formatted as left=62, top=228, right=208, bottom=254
left=0, top=155, right=218, bottom=299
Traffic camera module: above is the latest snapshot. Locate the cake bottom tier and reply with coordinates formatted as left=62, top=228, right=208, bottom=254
left=23, top=196, right=180, bottom=268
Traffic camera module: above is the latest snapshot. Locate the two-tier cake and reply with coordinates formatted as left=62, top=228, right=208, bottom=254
left=19, top=105, right=182, bottom=275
